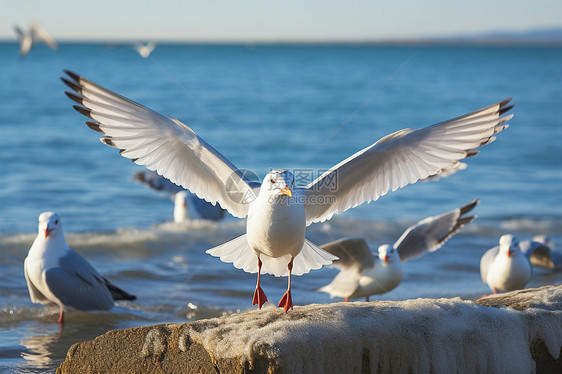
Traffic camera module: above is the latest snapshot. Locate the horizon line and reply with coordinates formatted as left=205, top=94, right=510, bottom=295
left=2, top=37, right=562, bottom=47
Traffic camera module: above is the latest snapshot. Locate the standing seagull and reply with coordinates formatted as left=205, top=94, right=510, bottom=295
left=61, top=70, right=512, bottom=311
left=480, top=234, right=532, bottom=293
left=14, top=22, right=57, bottom=57
left=24, top=212, right=136, bottom=325
left=319, top=200, right=478, bottom=301
left=134, top=170, right=227, bottom=222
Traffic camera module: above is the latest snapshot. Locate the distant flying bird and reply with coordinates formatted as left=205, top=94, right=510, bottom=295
left=319, top=200, right=478, bottom=301
left=24, top=212, right=136, bottom=326
left=62, top=70, right=512, bottom=312
left=133, top=170, right=227, bottom=222
left=135, top=41, right=156, bottom=58
left=14, top=22, right=57, bottom=57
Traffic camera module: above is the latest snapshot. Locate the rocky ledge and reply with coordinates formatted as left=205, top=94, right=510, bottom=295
left=58, top=285, right=562, bottom=373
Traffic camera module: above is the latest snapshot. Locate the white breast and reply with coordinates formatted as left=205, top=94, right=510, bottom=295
left=353, top=260, right=403, bottom=298
left=486, top=255, right=531, bottom=292
left=246, top=193, right=306, bottom=259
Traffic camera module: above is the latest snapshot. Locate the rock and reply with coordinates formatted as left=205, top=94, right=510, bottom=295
left=476, top=284, right=562, bottom=310
left=58, top=285, right=562, bottom=374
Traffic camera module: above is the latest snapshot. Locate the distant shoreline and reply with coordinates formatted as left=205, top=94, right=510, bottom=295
left=2, top=39, right=562, bottom=47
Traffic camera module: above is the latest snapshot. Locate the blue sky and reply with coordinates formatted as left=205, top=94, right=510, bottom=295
left=2, top=0, right=561, bottom=42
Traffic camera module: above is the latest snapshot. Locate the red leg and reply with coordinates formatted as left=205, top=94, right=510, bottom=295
left=57, top=311, right=64, bottom=326
left=493, top=289, right=498, bottom=294
left=278, top=258, right=294, bottom=312
left=344, top=297, right=349, bottom=302
left=252, top=257, right=268, bottom=309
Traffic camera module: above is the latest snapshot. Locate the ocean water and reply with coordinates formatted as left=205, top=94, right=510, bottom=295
left=0, top=42, right=561, bottom=372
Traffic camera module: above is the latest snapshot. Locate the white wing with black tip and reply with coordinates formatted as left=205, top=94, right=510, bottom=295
left=62, top=71, right=258, bottom=218
left=395, top=199, right=479, bottom=262
left=301, top=100, right=512, bottom=226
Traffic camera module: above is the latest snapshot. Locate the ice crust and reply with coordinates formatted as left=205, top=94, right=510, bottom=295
left=181, top=287, right=562, bottom=373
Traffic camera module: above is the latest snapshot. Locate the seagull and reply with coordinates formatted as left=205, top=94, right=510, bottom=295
left=24, top=212, right=136, bottom=325
left=518, top=235, right=561, bottom=270
left=134, top=170, right=227, bottom=222
left=61, top=70, right=512, bottom=312
left=319, top=199, right=478, bottom=301
left=134, top=41, right=156, bottom=58
left=480, top=234, right=534, bottom=293
left=14, top=22, right=57, bottom=57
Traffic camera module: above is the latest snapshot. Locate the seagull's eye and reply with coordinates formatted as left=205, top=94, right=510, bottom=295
left=270, top=179, right=275, bottom=184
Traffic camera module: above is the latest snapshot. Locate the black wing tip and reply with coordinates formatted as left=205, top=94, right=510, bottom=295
left=460, top=199, right=480, bottom=215
left=86, top=121, right=104, bottom=134
left=64, top=91, right=83, bottom=105
left=465, top=149, right=480, bottom=158
left=499, top=104, right=514, bottom=116
left=72, top=105, right=92, bottom=119
left=61, top=77, right=82, bottom=93
left=104, top=278, right=137, bottom=301
left=499, top=97, right=513, bottom=107
left=100, top=136, right=116, bottom=147
left=458, top=215, right=477, bottom=225
left=63, top=69, right=81, bottom=82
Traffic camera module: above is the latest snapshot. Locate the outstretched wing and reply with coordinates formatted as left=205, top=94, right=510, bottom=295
left=302, top=100, right=512, bottom=226
left=62, top=71, right=257, bottom=218
left=30, top=22, right=57, bottom=49
left=395, top=199, right=478, bottom=262
left=320, top=237, right=375, bottom=272
left=14, top=26, right=32, bottom=57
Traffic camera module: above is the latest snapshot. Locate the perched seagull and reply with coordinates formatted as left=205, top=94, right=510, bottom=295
left=61, top=70, right=512, bottom=312
left=14, top=22, right=57, bottom=57
left=134, top=170, right=227, bottom=222
left=135, top=41, right=156, bottom=58
left=319, top=200, right=478, bottom=301
left=519, top=235, right=561, bottom=270
left=480, top=234, right=534, bottom=293
left=24, top=212, right=136, bottom=325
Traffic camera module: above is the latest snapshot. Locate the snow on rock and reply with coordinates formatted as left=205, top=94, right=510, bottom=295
left=58, top=285, right=562, bottom=374
left=185, top=294, right=561, bottom=373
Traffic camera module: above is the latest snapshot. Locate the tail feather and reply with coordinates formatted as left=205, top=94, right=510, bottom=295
left=206, top=236, right=337, bottom=277
left=206, top=234, right=259, bottom=273
left=292, top=240, right=338, bottom=276
left=104, top=279, right=136, bottom=301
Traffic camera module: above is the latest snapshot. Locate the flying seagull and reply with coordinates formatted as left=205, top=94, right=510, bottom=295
left=134, top=170, right=227, bottom=222
left=14, top=22, right=57, bottom=57
left=319, top=199, right=478, bottom=301
left=24, top=212, right=136, bottom=325
left=134, top=41, right=156, bottom=58
left=61, top=70, right=512, bottom=311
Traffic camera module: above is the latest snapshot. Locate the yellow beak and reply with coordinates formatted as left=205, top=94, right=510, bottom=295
left=279, top=186, right=292, bottom=198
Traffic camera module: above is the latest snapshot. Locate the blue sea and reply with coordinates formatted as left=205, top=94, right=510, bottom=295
left=1, top=42, right=561, bottom=372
